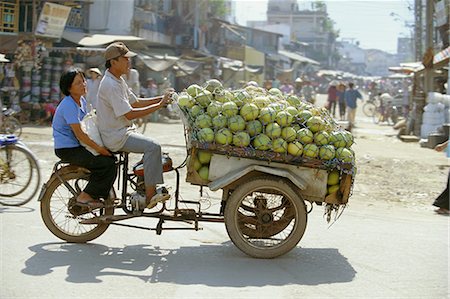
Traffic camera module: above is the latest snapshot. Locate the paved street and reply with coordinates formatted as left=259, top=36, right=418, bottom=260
left=1, top=96, right=449, bottom=299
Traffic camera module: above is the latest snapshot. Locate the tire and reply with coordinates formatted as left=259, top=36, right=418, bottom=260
left=2, top=116, right=22, bottom=137
left=0, top=144, right=41, bottom=206
left=362, top=102, right=376, bottom=117
left=40, top=170, right=115, bottom=243
left=224, top=176, right=307, bottom=258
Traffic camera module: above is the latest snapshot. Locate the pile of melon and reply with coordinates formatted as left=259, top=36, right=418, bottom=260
left=176, top=79, right=355, bottom=194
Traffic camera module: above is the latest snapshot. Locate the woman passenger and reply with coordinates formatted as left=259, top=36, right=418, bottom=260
left=52, top=68, right=117, bottom=209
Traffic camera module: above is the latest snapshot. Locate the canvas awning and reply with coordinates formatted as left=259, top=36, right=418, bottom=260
left=219, top=57, right=263, bottom=73
left=278, top=50, right=320, bottom=65
left=138, top=52, right=203, bottom=75
left=62, top=31, right=143, bottom=47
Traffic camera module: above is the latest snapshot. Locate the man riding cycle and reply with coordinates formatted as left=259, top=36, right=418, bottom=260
left=96, top=42, right=173, bottom=210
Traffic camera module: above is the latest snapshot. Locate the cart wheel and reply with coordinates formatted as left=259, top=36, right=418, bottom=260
left=224, top=176, right=307, bottom=258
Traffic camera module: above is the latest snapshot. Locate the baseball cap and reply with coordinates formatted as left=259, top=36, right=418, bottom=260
left=104, top=42, right=137, bottom=61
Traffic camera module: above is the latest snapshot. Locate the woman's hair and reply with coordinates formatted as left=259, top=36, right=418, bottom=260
left=59, top=68, right=85, bottom=96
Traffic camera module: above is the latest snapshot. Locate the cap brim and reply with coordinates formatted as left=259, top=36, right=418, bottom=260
left=124, top=51, right=137, bottom=58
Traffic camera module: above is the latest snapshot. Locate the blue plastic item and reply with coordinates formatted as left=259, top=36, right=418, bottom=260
left=0, top=134, right=18, bottom=146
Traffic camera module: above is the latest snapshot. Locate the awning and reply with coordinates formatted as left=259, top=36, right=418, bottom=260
left=138, top=53, right=178, bottom=72
left=138, top=52, right=203, bottom=75
left=278, top=50, right=320, bottom=65
left=175, top=60, right=202, bottom=75
left=410, top=46, right=450, bottom=74
left=62, top=31, right=143, bottom=47
left=219, top=57, right=263, bottom=73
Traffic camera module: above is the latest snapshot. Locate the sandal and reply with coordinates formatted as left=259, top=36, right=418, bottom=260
left=76, top=199, right=104, bottom=210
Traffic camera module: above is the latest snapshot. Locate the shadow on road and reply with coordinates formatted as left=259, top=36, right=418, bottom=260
left=0, top=205, right=35, bottom=213
left=22, top=242, right=356, bottom=286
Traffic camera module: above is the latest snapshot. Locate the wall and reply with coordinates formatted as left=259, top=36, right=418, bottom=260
left=88, top=0, right=133, bottom=34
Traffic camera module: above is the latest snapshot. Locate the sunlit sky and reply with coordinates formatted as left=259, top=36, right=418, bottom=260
left=234, top=0, right=415, bottom=54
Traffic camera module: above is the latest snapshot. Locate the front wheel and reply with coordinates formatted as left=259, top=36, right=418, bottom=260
left=0, top=143, right=41, bottom=206
left=224, top=176, right=307, bottom=258
left=40, top=169, right=115, bottom=243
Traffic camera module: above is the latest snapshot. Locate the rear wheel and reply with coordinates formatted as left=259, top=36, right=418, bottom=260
left=224, top=176, right=307, bottom=258
left=40, top=170, right=115, bottom=243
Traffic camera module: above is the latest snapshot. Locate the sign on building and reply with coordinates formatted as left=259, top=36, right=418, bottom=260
left=35, top=2, right=71, bottom=38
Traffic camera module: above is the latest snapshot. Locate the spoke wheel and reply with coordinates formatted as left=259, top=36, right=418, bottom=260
left=0, top=144, right=40, bottom=206
left=40, top=170, right=115, bottom=243
left=224, top=176, right=307, bottom=258
left=362, top=102, right=376, bottom=117
left=2, top=116, right=22, bottom=137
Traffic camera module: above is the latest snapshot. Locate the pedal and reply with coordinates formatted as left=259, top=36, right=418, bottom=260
left=176, top=208, right=197, bottom=220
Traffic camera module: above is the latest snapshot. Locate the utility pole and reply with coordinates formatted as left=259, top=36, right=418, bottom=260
left=414, top=0, right=423, bottom=61
left=423, top=0, right=434, bottom=94
left=414, top=0, right=434, bottom=136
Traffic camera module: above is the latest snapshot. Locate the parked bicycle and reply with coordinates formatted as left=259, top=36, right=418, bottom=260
left=373, top=100, right=399, bottom=125
left=1, top=107, right=22, bottom=137
left=0, top=134, right=41, bottom=206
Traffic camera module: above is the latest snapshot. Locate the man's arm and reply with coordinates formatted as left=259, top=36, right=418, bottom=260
left=124, top=90, right=173, bottom=120
left=131, top=96, right=163, bottom=108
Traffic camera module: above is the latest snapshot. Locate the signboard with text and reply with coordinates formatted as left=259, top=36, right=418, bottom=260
left=35, top=2, right=71, bottom=38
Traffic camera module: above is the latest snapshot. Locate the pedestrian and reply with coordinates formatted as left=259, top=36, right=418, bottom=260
left=272, top=77, right=280, bottom=89
left=263, top=79, right=272, bottom=90
left=86, top=67, right=102, bottom=111
left=143, top=77, right=158, bottom=98
left=280, top=79, right=294, bottom=95
left=123, top=63, right=140, bottom=96
left=294, top=77, right=303, bottom=97
left=344, top=82, right=363, bottom=129
left=327, top=80, right=338, bottom=117
left=433, top=140, right=449, bottom=215
left=337, top=82, right=346, bottom=120
left=52, top=68, right=116, bottom=209
left=301, top=80, right=315, bottom=104
left=96, top=42, right=173, bottom=210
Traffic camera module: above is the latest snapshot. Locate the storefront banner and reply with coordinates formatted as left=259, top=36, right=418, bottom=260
left=35, top=2, right=72, bottom=39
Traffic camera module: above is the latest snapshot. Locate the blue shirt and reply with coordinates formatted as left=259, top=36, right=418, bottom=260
left=344, top=89, right=363, bottom=109
left=52, top=95, right=88, bottom=149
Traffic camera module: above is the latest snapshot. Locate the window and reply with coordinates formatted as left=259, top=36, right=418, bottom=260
left=0, top=0, right=18, bottom=33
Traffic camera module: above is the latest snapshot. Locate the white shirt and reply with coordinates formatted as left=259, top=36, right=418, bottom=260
left=97, top=70, right=138, bottom=152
